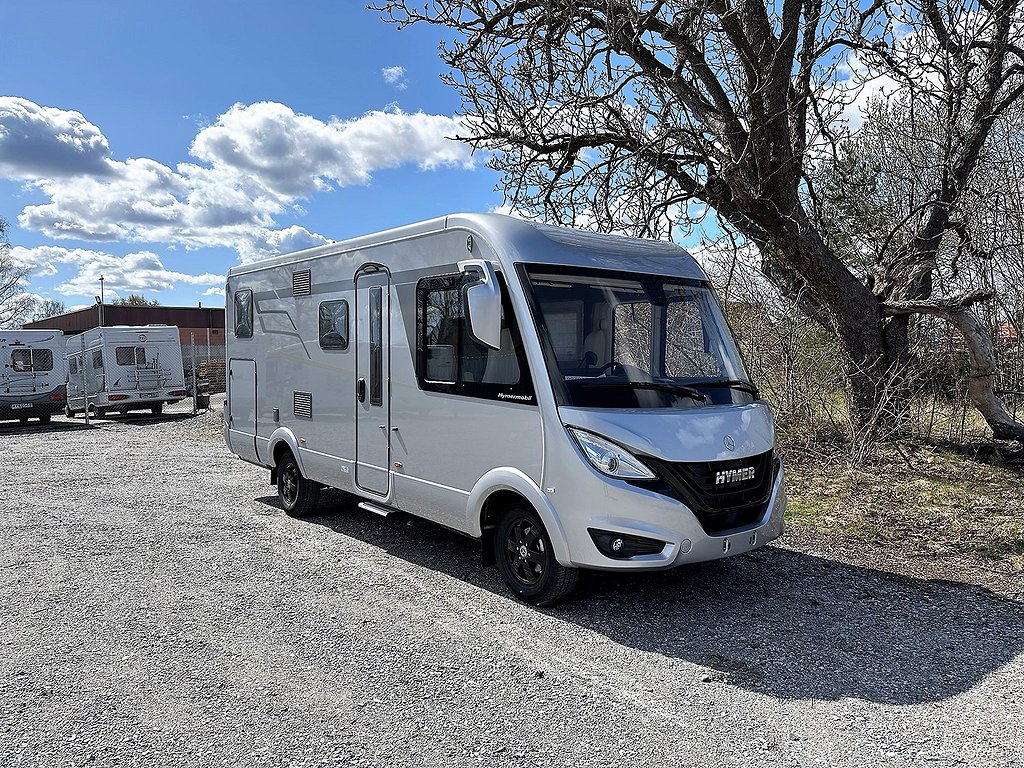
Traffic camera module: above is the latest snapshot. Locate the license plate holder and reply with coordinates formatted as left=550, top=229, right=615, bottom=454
left=11, top=403, right=32, bottom=410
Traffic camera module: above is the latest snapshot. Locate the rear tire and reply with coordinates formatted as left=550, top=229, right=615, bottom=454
left=277, top=451, right=320, bottom=518
left=151, top=403, right=163, bottom=415
left=494, top=503, right=578, bottom=606
left=95, top=407, right=108, bottom=418
left=65, top=406, right=75, bottom=418
left=39, top=414, right=51, bottom=424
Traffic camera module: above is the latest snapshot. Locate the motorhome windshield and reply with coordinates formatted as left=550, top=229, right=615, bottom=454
left=521, top=265, right=753, bottom=408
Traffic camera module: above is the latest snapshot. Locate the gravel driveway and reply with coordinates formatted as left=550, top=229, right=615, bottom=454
left=2, top=413, right=1022, bottom=767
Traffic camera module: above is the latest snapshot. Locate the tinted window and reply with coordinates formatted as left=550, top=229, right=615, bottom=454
left=69, top=356, right=79, bottom=375
left=32, top=349, right=53, bottom=371
left=318, top=300, right=349, bottom=350
left=369, top=287, right=383, bottom=406
left=416, top=272, right=534, bottom=403
left=234, top=289, right=253, bottom=339
left=92, top=350, right=104, bottom=369
left=11, top=349, right=31, bottom=372
left=116, top=347, right=135, bottom=366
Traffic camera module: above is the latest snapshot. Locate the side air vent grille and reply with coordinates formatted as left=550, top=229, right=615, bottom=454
left=292, top=269, right=312, bottom=297
left=293, top=391, right=313, bottom=419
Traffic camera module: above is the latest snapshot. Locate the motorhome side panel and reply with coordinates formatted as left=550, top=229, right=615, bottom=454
left=227, top=228, right=544, bottom=535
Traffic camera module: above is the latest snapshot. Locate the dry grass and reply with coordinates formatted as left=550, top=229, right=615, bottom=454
left=782, top=441, right=1024, bottom=574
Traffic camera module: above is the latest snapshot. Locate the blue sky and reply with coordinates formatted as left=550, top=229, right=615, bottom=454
left=1, top=1, right=503, bottom=310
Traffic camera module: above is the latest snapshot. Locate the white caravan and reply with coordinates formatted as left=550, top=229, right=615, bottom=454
left=66, top=325, right=187, bottom=417
left=0, top=329, right=68, bottom=424
left=224, top=214, right=785, bottom=604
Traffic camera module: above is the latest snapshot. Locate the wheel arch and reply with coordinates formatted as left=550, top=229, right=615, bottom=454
left=268, top=427, right=305, bottom=474
left=466, top=468, right=570, bottom=565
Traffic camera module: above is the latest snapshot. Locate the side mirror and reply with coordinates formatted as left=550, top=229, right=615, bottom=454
left=458, top=259, right=502, bottom=350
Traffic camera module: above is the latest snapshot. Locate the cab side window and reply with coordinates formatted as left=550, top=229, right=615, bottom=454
left=415, top=272, right=534, bottom=403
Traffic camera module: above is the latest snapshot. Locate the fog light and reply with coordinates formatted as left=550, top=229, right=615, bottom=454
left=589, top=529, right=666, bottom=559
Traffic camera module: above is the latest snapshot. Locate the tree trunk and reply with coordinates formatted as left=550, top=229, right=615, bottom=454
left=884, top=293, right=1024, bottom=445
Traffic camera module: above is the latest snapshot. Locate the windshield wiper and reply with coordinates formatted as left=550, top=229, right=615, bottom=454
left=576, top=380, right=708, bottom=402
left=693, top=379, right=760, bottom=397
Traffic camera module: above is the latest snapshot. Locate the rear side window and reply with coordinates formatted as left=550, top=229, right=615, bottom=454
left=11, top=349, right=30, bottom=372
left=116, top=347, right=147, bottom=366
left=318, top=300, right=349, bottom=350
left=234, top=289, right=253, bottom=339
left=92, top=350, right=104, bottom=369
left=69, top=356, right=79, bottom=375
left=13, top=348, right=55, bottom=372
left=32, top=349, right=54, bottom=371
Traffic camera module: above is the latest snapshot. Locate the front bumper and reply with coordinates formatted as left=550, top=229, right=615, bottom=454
left=557, top=465, right=786, bottom=571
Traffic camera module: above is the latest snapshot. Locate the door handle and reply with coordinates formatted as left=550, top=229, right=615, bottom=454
left=357, top=377, right=366, bottom=403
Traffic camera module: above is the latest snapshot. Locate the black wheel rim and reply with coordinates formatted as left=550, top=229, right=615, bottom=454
left=504, top=517, right=546, bottom=586
left=280, top=463, right=299, bottom=506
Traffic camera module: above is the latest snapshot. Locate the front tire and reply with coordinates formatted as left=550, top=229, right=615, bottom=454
left=39, top=414, right=51, bottom=424
left=494, top=504, right=578, bottom=606
left=277, top=451, right=320, bottom=518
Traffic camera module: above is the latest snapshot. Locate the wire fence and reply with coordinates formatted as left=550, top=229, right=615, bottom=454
left=164, top=339, right=225, bottom=416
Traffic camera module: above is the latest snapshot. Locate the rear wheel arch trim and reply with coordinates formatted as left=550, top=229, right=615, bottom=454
left=268, top=427, right=304, bottom=473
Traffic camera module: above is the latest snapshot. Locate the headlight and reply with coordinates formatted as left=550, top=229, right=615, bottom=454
left=567, top=427, right=655, bottom=480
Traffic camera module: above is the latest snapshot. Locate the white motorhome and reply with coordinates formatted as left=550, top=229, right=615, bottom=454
left=66, top=325, right=187, bottom=417
left=0, top=329, right=68, bottom=424
left=224, top=214, right=785, bottom=604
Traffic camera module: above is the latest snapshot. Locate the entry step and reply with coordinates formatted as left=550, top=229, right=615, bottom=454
left=358, top=501, right=395, bottom=518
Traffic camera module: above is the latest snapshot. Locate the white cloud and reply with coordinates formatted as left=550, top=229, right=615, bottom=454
left=9, top=245, right=223, bottom=299
left=203, top=286, right=224, bottom=297
left=382, top=66, right=408, bottom=90
left=0, top=97, right=112, bottom=179
left=0, top=98, right=476, bottom=261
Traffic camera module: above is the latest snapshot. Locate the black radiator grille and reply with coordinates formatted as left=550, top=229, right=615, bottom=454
left=640, top=450, right=777, bottom=535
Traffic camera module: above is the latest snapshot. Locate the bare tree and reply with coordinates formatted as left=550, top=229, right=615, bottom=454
left=375, top=0, right=1024, bottom=443
left=26, top=298, right=67, bottom=323
left=0, top=218, right=34, bottom=328
left=111, top=294, right=160, bottom=307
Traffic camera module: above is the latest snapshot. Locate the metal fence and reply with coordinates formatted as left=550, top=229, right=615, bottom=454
left=165, top=338, right=225, bottom=416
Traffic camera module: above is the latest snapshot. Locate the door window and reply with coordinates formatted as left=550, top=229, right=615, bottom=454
left=369, top=287, right=383, bottom=406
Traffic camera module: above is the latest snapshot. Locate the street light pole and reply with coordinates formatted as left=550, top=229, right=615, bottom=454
left=98, top=275, right=105, bottom=327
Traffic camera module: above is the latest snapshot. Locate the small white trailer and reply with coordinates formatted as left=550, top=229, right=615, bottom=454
left=224, top=213, right=786, bottom=604
left=0, top=329, right=68, bottom=424
left=66, top=325, right=187, bottom=417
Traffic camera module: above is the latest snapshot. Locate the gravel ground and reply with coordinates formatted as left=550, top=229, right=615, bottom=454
left=2, top=412, right=1022, bottom=768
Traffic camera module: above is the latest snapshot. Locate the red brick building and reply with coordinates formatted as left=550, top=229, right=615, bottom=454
left=23, top=304, right=225, bottom=347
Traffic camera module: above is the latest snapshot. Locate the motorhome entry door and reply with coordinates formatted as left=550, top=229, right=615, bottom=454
left=355, top=270, right=391, bottom=497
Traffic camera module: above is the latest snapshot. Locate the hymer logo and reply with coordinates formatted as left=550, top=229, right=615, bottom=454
left=715, top=467, right=755, bottom=485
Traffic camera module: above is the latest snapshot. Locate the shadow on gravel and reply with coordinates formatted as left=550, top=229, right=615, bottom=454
left=0, top=420, right=97, bottom=435
left=84, top=413, right=197, bottom=427
left=272, top=490, right=1024, bottom=707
